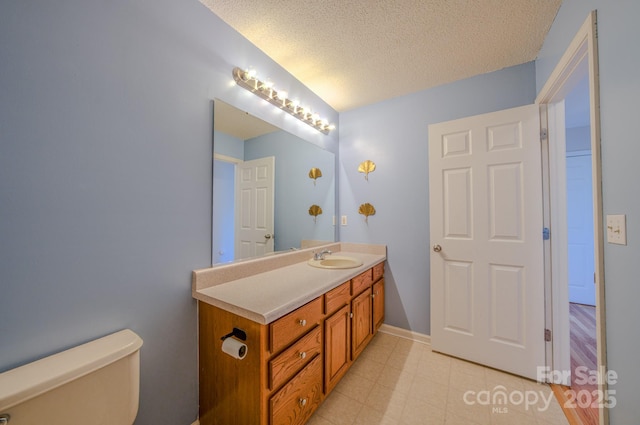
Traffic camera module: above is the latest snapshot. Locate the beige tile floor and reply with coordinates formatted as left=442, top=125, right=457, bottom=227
left=308, top=332, right=569, bottom=425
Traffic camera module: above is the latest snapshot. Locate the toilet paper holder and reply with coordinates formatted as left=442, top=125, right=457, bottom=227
left=221, top=327, right=247, bottom=342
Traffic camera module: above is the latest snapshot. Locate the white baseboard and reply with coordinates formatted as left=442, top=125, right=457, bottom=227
left=378, top=323, right=431, bottom=345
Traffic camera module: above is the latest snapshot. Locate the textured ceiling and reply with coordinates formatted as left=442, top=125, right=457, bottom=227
left=201, top=0, right=561, bottom=112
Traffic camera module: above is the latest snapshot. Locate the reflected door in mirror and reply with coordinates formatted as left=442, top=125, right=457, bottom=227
left=235, top=156, right=275, bottom=260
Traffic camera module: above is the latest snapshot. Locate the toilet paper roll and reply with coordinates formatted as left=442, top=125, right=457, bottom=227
left=221, top=337, right=247, bottom=360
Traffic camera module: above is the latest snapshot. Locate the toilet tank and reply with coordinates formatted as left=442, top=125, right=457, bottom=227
left=0, top=329, right=143, bottom=425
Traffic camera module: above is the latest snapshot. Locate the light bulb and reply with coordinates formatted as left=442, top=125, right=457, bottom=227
left=277, top=91, right=288, bottom=106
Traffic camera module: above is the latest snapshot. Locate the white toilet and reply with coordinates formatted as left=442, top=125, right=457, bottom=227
left=0, top=329, right=143, bottom=425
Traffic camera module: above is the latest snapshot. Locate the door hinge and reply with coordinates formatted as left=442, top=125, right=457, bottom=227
left=541, top=128, right=548, bottom=140
left=545, top=329, right=552, bottom=342
left=543, top=227, right=550, bottom=240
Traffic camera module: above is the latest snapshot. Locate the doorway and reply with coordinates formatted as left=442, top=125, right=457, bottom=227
left=565, top=74, right=599, bottom=425
left=212, top=154, right=276, bottom=263
left=536, top=11, right=607, bottom=425
left=213, top=155, right=240, bottom=264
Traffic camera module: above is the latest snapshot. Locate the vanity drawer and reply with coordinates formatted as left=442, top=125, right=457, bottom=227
left=270, top=355, right=323, bottom=425
left=373, top=262, right=384, bottom=282
left=324, top=281, right=351, bottom=315
left=351, top=268, right=373, bottom=296
left=269, top=326, right=322, bottom=390
left=270, top=297, right=323, bottom=354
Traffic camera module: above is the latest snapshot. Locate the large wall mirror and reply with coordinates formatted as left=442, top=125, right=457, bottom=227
left=212, top=99, right=336, bottom=265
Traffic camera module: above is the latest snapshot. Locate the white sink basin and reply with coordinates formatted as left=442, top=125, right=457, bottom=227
left=307, top=256, right=363, bottom=269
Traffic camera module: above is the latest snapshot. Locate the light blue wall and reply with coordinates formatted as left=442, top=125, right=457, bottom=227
left=537, top=2, right=640, bottom=423
left=339, top=62, right=536, bottom=334
left=213, top=130, right=244, bottom=160
left=213, top=159, right=235, bottom=264
left=0, top=0, right=337, bottom=424
left=566, top=126, right=591, bottom=152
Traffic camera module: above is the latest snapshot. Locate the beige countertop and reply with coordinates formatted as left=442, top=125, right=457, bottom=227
left=192, top=243, right=386, bottom=324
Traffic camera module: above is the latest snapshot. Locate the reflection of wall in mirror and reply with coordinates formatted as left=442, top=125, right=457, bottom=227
left=213, top=129, right=335, bottom=262
left=213, top=131, right=244, bottom=263
left=245, top=130, right=335, bottom=252
left=213, top=159, right=235, bottom=264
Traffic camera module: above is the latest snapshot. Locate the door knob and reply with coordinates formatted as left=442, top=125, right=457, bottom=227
left=433, top=244, right=442, bottom=252
left=264, top=233, right=274, bottom=239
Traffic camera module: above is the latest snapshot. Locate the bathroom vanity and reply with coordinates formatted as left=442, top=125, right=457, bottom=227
left=192, top=243, right=386, bottom=425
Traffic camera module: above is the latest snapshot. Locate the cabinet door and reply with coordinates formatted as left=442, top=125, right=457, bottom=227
left=372, top=278, right=385, bottom=332
left=351, top=288, right=373, bottom=360
left=324, top=304, right=351, bottom=393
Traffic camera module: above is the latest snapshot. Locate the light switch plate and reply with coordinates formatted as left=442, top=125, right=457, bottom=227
left=606, top=214, right=627, bottom=245
left=341, top=215, right=348, bottom=226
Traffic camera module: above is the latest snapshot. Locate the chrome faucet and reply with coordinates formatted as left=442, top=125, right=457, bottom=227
left=313, top=249, right=332, bottom=260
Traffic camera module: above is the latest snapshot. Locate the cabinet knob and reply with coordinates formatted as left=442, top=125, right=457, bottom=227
left=299, top=351, right=307, bottom=360
left=299, top=398, right=307, bottom=407
left=433, top=244, right=442, bottom=252
left=298, top=319, right=307, bottom=326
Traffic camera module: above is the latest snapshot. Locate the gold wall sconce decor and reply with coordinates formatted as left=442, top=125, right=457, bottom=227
left=358, top=160, right=376, bottom=181
left=358, top=203, right=376, bottom=223
left=232, top=67, right=335, bottom=134
left=308, top=167, right=322, bottom=185
left=308, top=204, right=323, bottom=222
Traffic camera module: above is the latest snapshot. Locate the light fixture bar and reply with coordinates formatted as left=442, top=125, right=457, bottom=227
left=232, top=67, right=335, bottom=135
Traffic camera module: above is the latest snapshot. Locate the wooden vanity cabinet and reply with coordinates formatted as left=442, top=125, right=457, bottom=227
left=351, top=287, right=373, bottom=359
left=324, top=303, right=351, bottom=393
left=198, top=261, right=385, bottom=425
left=373, top=278, right=385, bottom=331
left=372, top=262, right=385, bottom=332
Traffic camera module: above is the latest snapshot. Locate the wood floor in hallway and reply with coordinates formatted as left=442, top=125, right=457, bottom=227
left=552, top=303, right=598, bottom=425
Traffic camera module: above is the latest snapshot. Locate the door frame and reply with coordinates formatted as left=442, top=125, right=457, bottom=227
left=212, top=153, right=242, bottom=264
left=536, top=11, right=608, bottom=425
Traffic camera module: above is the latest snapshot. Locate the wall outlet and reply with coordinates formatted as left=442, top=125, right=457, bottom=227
left=606, top=214, right=627, bottom=245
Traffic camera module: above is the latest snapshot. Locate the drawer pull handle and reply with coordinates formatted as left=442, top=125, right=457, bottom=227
left=298, top=319, right=307, bottom=326
left=299, top=398, right=307, bottom=407
left=299, top=351, right=307, bottom=360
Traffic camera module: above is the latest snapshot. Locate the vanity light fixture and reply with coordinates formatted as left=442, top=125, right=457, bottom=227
left=232, top=67, right=335, bottom=134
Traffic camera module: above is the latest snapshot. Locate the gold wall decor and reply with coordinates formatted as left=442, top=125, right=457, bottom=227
left=308, top=167, right=322, bottom=185
left=308, top=204, right=323, bottom=222
left=358, top=160, right=376, bottom=181
left=358, top=203, right=376, bottom=223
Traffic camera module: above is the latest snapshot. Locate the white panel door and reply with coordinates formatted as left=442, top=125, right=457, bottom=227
left=566, top=152, right=595, bottom=306
left=429, top=104, right=545, bottom=380
left=234, top=156, right=275, bottom=260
